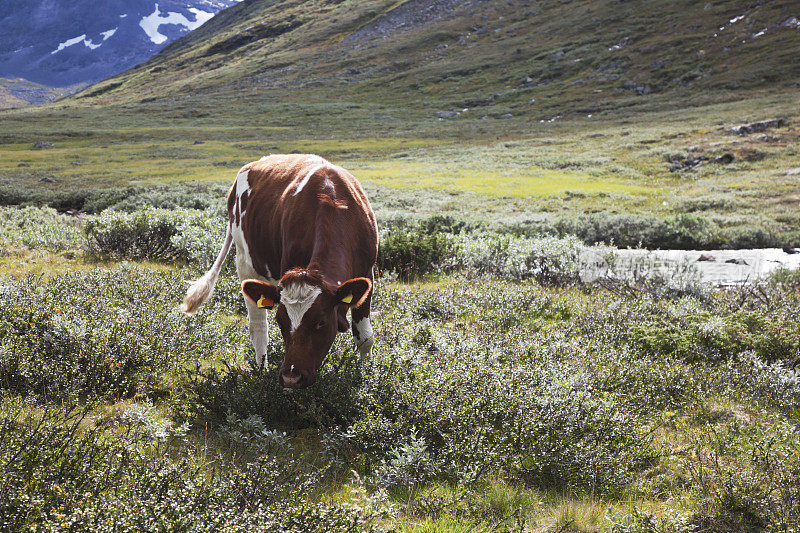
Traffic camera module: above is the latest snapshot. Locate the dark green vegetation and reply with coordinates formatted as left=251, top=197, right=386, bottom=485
left=1, top=208, right=799, bottom=531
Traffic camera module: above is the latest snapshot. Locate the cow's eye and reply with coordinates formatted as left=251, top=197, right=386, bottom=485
left=316, top=320, right=327, bottom=329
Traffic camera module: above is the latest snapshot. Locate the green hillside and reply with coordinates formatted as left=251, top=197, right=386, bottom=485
left=79, top=0, right=800, bottom=114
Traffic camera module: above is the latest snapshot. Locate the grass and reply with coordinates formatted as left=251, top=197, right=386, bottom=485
left=2, top=91, right=799, bottom=227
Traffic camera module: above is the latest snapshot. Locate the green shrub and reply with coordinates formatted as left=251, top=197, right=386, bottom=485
left=0, top=401, right=378, bottom=532
left=378, top=228, right=458, bottom=279
left=0, top=206, right=83, bottom=252
left=0, top=181, right=229, bottom=214
left=0, top=265, right=231, bottom=400
left=85, top=208, right=226, bottom=264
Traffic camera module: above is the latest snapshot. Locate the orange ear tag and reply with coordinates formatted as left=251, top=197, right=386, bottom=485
left=257, top=295, right=273, bottom=308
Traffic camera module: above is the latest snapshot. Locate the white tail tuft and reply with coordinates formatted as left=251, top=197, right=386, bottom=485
left=181, top=229, right=233, bottom=315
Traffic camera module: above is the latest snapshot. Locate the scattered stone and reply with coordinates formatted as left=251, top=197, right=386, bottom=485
left=726, top=118, right=786, bottom=135
left=524, top=76, right=534, bottom=84
left=39, top=176, right=56, bottom=183
left=698, top=254, right=715, bottom=262
left=437, top=111, right=458, bottom=119
left=17, top=163, right=30, bottom=167
left=598, top=61, right=623, bottom=72
left=499, top=113, right=513, bottom=119
left=725, top=258, right=748, bottom=265
left=33, top=141, right=55, bottom=149
left=687, top=145, right=701, bottom=152
left=193, top=140, right=205, bottom=144
left=785, top=168, right=800, bottom=176
left=783, top=247, right=799, bottom=255
left=608, top=37, right=630, bottom=51
left=781, top=16, right=800, bottom=29
left=754, top=134, right=779, bottom=142
left=704, top=3, right=712, bottom=10
left=529, top=98, right=536, bottom=104
left=649, top=59, right=664, bottom=69
left=669, top=155, right=708, bottom=172
left=621, top=81, right=651, bottom=95
left=711, top=153, right=735, bottom=164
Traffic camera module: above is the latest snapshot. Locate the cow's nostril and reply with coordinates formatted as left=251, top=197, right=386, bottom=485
left=281, top=372, right=302, bottom=387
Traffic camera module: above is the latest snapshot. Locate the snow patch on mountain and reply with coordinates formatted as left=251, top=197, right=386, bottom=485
left=51, top=28, right=118, bottom=55
left=139, top=3, right=215, bottom=45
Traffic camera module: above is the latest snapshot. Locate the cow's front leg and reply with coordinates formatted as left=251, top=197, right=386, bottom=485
left=244, top=297, right=269, bottom=369
left=351, top=291, right=374, bottom=356
left=235, top=247, right=269, bottom=370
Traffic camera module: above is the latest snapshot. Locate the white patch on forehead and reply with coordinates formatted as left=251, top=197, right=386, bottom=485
left=280, top=283, right=322, bottom=333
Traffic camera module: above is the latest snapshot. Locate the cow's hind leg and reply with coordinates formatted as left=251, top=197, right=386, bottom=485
left=351, top=290, right=374, bottom=357
left=236, top=249, right=269, bottom=369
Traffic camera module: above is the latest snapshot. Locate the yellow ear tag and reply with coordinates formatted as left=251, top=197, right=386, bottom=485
left=257, top=295, right=273, bottom=308
left=341, top=293, right=353, bottom=304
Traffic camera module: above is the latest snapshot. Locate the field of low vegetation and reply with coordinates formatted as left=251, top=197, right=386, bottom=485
left=1, top=201, right=799, bottom=532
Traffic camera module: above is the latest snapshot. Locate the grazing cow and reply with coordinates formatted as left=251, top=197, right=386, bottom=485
left=181, top=154, right=378, bottom=389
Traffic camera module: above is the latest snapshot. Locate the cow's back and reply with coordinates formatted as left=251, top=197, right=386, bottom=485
left=228, top=154, right=377, bottom=283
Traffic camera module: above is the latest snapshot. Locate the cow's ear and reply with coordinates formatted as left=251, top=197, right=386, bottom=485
left=241, top=280, right=280, bottom=310
left=334, top=278, right=372, bottom=308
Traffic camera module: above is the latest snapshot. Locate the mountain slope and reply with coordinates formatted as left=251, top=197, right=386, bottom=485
left=77, top=0, right=800, bottom=118
left=0, top=0, right=242, bottom=88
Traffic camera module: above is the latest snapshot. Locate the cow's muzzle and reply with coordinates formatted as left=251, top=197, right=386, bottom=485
left=279, top=365, right=313, bottom=389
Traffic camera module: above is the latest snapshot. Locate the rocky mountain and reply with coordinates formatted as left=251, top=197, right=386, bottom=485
left=0, top=0, right=242, bottom=90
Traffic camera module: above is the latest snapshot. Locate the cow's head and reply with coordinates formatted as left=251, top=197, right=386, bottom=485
left=241, top=268, right=371, bottom=389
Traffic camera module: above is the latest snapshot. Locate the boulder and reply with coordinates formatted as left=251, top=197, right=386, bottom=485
left=711, top=153, right=735, bottom=164
left=726, top=119, right=786, bottom=135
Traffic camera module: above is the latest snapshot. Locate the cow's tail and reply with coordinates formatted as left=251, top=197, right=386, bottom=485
left=181, top=226, right=233, bottom=315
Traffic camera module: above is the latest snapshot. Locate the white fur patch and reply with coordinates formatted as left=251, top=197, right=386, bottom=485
left=236, top=168, right=250, bottom=200
left=280, top=283, right=322, bottom=333
left=353, top=317, right=374, bottom=355
left=354, top=317, right=373, bottom=342
left=293, top=164, right=324, bottom=196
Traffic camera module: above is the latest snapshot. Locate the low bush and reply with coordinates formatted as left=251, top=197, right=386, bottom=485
left=180, top=280, right=656, bottom=496
left=512, top=212, right=800, bottom=250
left=0, top=265, right=231, bottom=400
left=0, top=181, right=229, bottom=214
left=0, top=401, right=378, bottom=532
left=0, top=206, right=83, bottom=252
left=85, top=208, right=226, bottom=264
left=377, top=228, right=458, bottom=279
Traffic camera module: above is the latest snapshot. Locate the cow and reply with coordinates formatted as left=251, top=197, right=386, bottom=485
left=180, top=154, right=378, bottom=389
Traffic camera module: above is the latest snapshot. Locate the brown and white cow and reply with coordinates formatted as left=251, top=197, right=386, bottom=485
left=181, top=154, right=378, bottom=389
